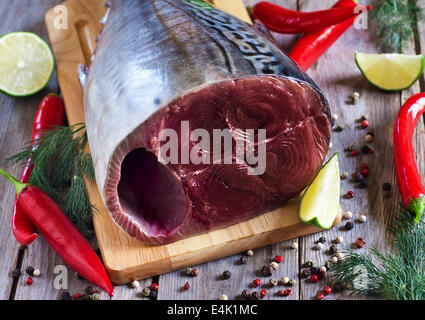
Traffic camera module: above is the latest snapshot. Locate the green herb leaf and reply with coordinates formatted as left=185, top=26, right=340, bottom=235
left=5, top=123, right=96, bottom=238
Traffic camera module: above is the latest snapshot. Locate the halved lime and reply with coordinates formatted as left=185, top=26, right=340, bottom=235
left=355, top=52, right=425, bottom=91
left=299, top=153, right=340, bottom=229
left=0, top=32, right=55, bottom=97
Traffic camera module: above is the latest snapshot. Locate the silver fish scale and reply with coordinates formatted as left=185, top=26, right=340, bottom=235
left=184, top=1, right=282, bottom=75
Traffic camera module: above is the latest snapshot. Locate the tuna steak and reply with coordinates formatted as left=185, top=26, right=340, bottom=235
left=84, top=0, right=332, bottom=245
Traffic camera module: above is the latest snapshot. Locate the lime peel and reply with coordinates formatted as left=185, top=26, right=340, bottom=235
left=299, top=153, right=341, bottom=229
left=0, top=32, right=55, bottom=97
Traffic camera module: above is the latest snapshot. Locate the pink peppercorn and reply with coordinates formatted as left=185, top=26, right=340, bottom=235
left=346, top=191, right=354, bottom=199
left=310, top=274, right=318, bottom=283
left=361, top=168, right=369, bottom=177
left=150, top=283, right=159, bottom=291
left=283, top=289, right=292, bottom=297
left=253, top=279, right=261, bottom=287
left=183, top=282, right=190, bottom=291
left=351, top=150, right=358, bottom=157
left=323, top=286, right=332, bottom=295
left=356, top=238, right=366, bottom=248
left=73, top=293, right=82, bottom=300
left=361, top=163, right=368, bottom=169
left=26, top=277, right=33, bottom=286
left=317, top=292, right=325, bottom=300
left=260, top=289, right=267, bottom=298
left=361, top=120, right=369, bottom=129
left=277, top=289, right=285, bottom=297
left=274, top=255, right=283, bottom=263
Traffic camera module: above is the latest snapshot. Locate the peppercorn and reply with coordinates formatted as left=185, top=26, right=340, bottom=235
left=334, top=123, right=345, bottom=132
left=310, top=267, right=319, bottom=275
left=277, top=289, right=285, bottom=297
left=316, top=292, right=325, bottom=300
left=91, top=293, right=100, bottom=300
left=318, top=236, right=326, bottom=244
left=359, top=214, right=367, bottom=223
left=274, top=255, right=283, bottom=263
left=354, top=171, right=363, bottom=182
left=328, top=245, right=338, bottom=255
left=319, top=266, right=327, bottom=273
left=345, top=191, right=354, bottom=199
left=183, top=282, right=190, bottom=291
left=25, top=266, right=34, bottom=276
left=269, top=278, right=278, bottom=287
left=11, top=268, right=21, bottom=279
left=361, top=168, right=369, bottom=177
left=323, top=286, right=332, bottom=295
left=253, top=279, right=261, bottom=287
left=359, top=179, right=368, bottom=189
left=261, top=264, right=273, bottom=276
left=281, top=277, right=289, bottom=285
left=219, top=294, right=228, bottom=300
left=331, top=256, right=339, bottom=264
left=356, top=238, right=366, bottom=248
left=344, top=211, right=353, bottom=219
left=149, top=290, right=158, bottom=299
left=60, top=292, right=72, bottom=300
left=361, top=120, right=369, bottom=129
left=131, top=280, right=140, bottom=288
left=33, top=269, right=41, bottom=277
left=283, top=288, right=292, bottom=297
left=73, top=293, right=82, bottom=300
left=314, top=242, right=323, bottom=250
left=185, top=267, right=193, bottom=275
left=150, top=283, right=159, bottom=291
left=260, top=289, right=267, bottom=299
left=361, top=145, right=371, bottom=154
left=242, top=289, right=250, bottom=299
left=318, top=270, right=326, bottom=280
left=191, top=269, right=199, bottom=277
left=351, top=149, right=358, bottom=157
left=270, top=262, right=279, bottom=270
left=85, top=286, right=97, bottom=295
left=340, top=171, right=348, bottom=179
left=345, top=221, right=354, bottom=230
left=331, top=114, right=338, bottom=121
left=223, top=270, right=231, bottom=280
left=345, top=144, right=354, bottom=152
left=26, top=277, right=33, bottom=286
left=335, top=235, right=344, bottom=243
left=301, top=269, right=310, bottom=278
left=291, top=242, right=298, bottom=249
left=310, top=274, right=319, bottom=283
left=304, top=261, right=314, bottom=268
left=141, top=287, right=151, bottom=297
left=287, top=279, right=296, bottom=286
left=325, top=261, right=333, bottom=270
left=360, top=114, right=368, bottom=121
left=246, top=250, right=254, bottom=256
left=383, top=182, right=392, bottom=191
left=251, top=291, right=261, bottom=300
left=365, top=133, right=374, bottom=142
left=239, top=256, right=247, bottom=265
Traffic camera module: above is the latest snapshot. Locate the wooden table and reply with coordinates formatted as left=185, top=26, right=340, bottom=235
left=1, top=0, right=424, bottom=300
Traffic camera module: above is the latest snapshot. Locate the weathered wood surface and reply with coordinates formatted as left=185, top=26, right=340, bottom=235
left=0, top=0, right=424, bottom=300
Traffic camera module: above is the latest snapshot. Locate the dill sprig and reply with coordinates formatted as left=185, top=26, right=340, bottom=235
left=329, top=211, right=425, bottom=299
left=5, top=123, right=96, bottom=238
left=373, top=0, right=424, bottom=53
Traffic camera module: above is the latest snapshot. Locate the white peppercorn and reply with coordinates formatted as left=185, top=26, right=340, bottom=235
left=281, top=276, right=289, bottom=285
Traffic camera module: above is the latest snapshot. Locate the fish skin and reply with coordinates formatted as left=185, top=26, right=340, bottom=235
left=84, top=0, right=331, bottom=244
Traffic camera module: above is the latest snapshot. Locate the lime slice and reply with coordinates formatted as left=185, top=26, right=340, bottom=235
left=299, top=153, right=340, bottom=229
left=0, top=32, right=55, bottom=97
left=355, top=52, right=425, bottom=91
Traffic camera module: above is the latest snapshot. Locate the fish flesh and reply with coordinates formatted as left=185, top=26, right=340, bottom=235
left=84, top=0, right=332, bottom=245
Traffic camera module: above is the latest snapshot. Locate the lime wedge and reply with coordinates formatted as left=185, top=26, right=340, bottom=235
left=0, top=32, right=55, bottom=97
left=355, top=52, right=425, bottom=91
left=299, top=153, right=340, bottom=229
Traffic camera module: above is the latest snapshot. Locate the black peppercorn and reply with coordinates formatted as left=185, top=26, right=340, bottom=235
left=149, top=290, right=158, bottom=299
left=354, top=171, right=363, bottom=182
left=85, top=285, right=98, bottom=295
left=359, top=179, right=368, bottom=188
left=333, top=283, right=344, bottom=292
left=328, top=245, right=338, bottom=255
left=304, top=261, right=313, bottom=268
left=60, top=292, right=72, bottom=300
left=383, top=182, right=392, bottom=191
left=318, top=236, right=326, bottom=244
left=25, top=266, right=34, bottom=275
left=309, top=267, right=319, bottom=275
left=242, top=289, right=250, bottom=299
left=239, top=256, right=247, bottom=265
left=361, top=145, right=370, bottom=154
left=300, top=269, right=310, bottom=278
left=261, top=264, right=273, bottom=277
left=345, top=221, right=354, bottom=231
left=82, top=293, right=91, bottom=300
left=11, top=268, right=21, bottom=279
left=223, top=270, right=231, bottom=280
left=251, top=291, right=261, bottom=300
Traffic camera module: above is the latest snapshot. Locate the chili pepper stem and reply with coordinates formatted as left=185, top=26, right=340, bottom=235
left=406, top=197, right=425, bottom=223
left=0, top=167, right=29, bottom=197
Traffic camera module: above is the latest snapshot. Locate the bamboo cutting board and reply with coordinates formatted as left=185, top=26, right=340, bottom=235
left=45, top=0, right=341, bottom=285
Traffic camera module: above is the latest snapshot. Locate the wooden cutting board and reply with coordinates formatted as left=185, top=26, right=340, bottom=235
left=45, top=0, right=341, bottom=285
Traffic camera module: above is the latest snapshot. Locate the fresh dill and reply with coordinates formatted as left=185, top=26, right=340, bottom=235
left=5, top=123, right=96, bottom=238
left=373, top=0, right=424, bottom=53
left=329, top=211, right=425, bottom=300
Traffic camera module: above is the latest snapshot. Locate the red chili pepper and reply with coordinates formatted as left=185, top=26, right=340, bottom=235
left=289, top=0, right=371, bottom=70
left=393, top=93, right=425, bottom=222
left=12, top=94, right=65, bottom=246
left=0, top=168, right=113, bottom=296
left=251, top=1, right=369, bottom=34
